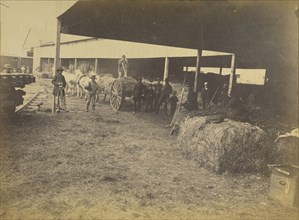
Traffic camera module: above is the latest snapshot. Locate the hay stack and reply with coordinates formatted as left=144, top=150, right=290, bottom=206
left=270, top=129, right=299, bottom=166
left=118, top=77, right=137, bottom=93
left=97, top=74, right=116, bottom=94
left=97, top=75, right=137, bottom=96
left=178, top=116, right=268, bottom=173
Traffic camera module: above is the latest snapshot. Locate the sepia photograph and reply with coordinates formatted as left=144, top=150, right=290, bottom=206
left=0, top=0, right=298, bottom=219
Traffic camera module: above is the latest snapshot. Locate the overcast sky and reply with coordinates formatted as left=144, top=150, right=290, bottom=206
left=0, top=0, right=76, bottom=56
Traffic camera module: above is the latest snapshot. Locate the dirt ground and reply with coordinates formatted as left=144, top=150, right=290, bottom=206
left=0, top=78, right=298, bottom=219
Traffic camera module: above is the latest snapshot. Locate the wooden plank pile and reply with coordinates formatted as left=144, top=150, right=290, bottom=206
left=0, top=73, right=35, bottom=117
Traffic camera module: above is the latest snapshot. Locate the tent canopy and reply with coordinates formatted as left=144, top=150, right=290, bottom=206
left=58, top=0, right=298, bottom=68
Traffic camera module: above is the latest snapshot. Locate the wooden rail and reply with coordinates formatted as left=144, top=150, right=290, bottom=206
left=15, top=91, right=40, bottom=113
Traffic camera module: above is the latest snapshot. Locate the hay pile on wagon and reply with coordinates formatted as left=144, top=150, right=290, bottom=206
left=118, top=77, right=138, bottom=93
left=177, top=115, right=269, bottom=174
left=97, top=75, right=138, bottom=101
left=97, top=74, right=116, bottom=94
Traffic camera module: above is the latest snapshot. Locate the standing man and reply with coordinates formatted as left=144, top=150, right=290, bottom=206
left=132, top=76, right=146, bottom=113
left=169, top=91, right=179, bottom=116
left=201, top=82, right=210, bottom=109
left=85, top=74, right=99, bottom=112
left=21, top=66, right=26, bottom=73
left=52, top=67, right=67, bottom=113
left=155, top=78, right=172, bottom=115
left=118, top=55, right=129, bottom=78
left=182, top=84, right=198, bottom=111
left=144, top=85, right=155, bottom=112
left=219, top=83, right=229, bottom=106
left=153, top=78, right=162, bottom=111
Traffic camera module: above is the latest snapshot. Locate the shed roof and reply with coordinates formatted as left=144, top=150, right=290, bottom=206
left=58, top=0, right=298, bottom=68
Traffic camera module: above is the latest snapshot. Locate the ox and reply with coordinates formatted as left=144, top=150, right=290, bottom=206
left=63, top=71, right=77, bottom=96
left=75, top=70, right=91, bottom=99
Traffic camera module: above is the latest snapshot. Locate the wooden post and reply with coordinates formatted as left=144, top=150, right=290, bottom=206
left=228, top=53, right=235, bottom=97
left=52, top=18, right=61, bottom=114
left=47, top=58, right=50, bottom=72
left=194, top=50, right=202, bottom=92
left=74, top=58, right=77, bottom=72
left=54, top=18, right=61, bottom=77
left=95, top=58, right=98, bottom=74
left=163, top=57, right=169, bottom=81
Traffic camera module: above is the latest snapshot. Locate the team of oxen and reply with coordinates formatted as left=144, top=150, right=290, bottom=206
left=63, top=70, right=157, bottom=107
left=63, top=70, right=108, bottom=101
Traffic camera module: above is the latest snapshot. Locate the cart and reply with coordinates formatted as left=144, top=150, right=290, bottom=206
left=109, top=77, right=138, bottom=111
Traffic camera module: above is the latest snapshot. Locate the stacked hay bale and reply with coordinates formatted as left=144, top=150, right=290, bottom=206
left=177, top=116, right=269, bottom=174
left=270, top=129, right=299, bottom=166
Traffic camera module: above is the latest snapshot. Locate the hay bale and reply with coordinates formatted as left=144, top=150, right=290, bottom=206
left=97, top=74, right=116, bottom=94
left=118, top=77, right=137, bottom=93
left=97, top=75, right=137, bottom=95
left=270, top=129, right=299, bottom=166
left=178, top=116, right=268, bottom=173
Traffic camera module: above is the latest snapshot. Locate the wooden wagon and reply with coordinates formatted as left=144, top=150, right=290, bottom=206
left=109, top=77, right=137, bottom=111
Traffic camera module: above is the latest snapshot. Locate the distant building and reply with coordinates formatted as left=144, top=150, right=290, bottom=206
left=0, top=54, right=33, bottom=73
left=33, top=37, right=198, bottom=79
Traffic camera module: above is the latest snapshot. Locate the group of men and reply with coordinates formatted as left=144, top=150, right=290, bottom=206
left=52, top=55, right=130, bottom=112
left=132, top=77, right=173, bottom=114
left=52, top=55, right=227, bottom=115
left=132, top=76, right=205, bottom=116
left=52, top=66, right=99, bottom=112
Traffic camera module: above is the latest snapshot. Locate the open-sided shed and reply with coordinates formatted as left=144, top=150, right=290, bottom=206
left=56, top=0, right=298, bottom=112
left=57, top=0, right=297, bottom=65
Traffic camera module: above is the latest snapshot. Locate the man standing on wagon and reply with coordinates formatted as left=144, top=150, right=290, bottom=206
left=118, top=55, right=129, bottom=78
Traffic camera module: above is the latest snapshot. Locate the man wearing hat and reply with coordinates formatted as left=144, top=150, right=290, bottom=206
left=52, top=66, right=67, bottom=112
left=85, top=73, right=99, bottom=112
left=182, top=84, right=198, bottom=111
left=219, top=83, right=229, bottom=106
left=132, top=76, right=146, bottom=113
left=155, top=78, right=172, bottom=115
left=201, top=82, right=210, bottom=109
left=118, top=55, right=129, bottom=78
left=153, top=78, right=162, bottom=111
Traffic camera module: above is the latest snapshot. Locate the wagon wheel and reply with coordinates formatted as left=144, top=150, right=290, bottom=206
left=110, top=79, right=123, bottom=111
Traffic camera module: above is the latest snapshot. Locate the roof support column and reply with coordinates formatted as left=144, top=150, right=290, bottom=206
left=52, top=18, right=61, bottom=114
left=54, top=18, right=61, bottom=77
left=74, top=58, right=77, bottom=71
left=228, top=53, right=235, bottom=97
left=194, top=50, right=202, bottom=92
left=47, top=58, right=50, bottom=72
left=163, top=57, right=169, bottom=81
left=95, top=58, right=98, bottom=74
